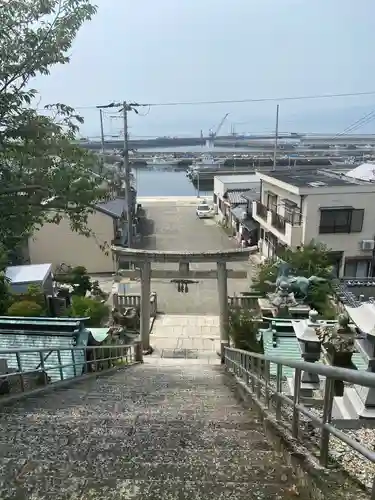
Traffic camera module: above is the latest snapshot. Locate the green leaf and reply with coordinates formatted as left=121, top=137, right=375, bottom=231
left=0, top=0, right=111, bottom=257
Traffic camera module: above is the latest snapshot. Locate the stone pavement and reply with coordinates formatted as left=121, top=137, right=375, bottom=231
left=127, top=198, right=258, bottom=314
left=150, top=314, right=220, bottom=358
left=0, top=360, right=301, bottom=499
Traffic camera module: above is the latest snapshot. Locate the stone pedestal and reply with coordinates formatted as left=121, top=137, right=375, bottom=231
left=287, top=371, right=321, bottom=398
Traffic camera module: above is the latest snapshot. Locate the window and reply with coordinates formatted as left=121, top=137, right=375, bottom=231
left=344, top=259, right=371, bottom=278
left=267, top=193, right=277, bottom=212
left=319, top=208, right=364, bottom=234
left=197, top=204, right=210, bottom=211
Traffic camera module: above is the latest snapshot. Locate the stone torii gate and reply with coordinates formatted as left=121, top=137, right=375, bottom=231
left=111, top=246, right=258, bottom=360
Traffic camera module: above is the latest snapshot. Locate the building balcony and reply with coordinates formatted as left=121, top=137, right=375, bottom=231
left=256, top=202, right=268, bottom=220
left=252, top=201, right=303, bottom=248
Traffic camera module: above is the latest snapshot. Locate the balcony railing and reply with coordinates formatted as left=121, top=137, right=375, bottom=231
left=284, top=210, right=303, bottom=226
left=271, top=211, right=286, bottom=234
left=256, top=202, right=268, bottom=220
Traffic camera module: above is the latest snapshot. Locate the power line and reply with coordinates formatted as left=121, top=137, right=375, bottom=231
left=143, top=90, right=375, bottom=107
left=336, top=110, right=375, bottom=136
left=36, top=90, right=375, bottom=111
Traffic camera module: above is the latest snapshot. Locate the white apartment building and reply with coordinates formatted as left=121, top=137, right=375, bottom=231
left=251, top=167, right=375, bottom=278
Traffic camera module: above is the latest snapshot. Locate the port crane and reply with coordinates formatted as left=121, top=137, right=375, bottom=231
left=208, top=113, right=229, bottom=139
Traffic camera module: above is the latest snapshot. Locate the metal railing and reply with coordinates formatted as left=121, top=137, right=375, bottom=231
left=256, top=202, right=268, bottom=220
left=224, top=346, right=375, bottom=498
left=0, top=343, right=142, bottom=400
left=271, top=211, right=286, bottom=234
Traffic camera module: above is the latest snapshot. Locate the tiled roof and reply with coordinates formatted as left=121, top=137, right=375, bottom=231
left=96, top=198, right=128, bottom=218
left=225, top=190, right=249, bottom=205
left=241, top=188, right=260, bottom=202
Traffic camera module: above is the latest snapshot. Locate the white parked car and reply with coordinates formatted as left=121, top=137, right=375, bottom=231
left=196, top=203, right=214, bottom=219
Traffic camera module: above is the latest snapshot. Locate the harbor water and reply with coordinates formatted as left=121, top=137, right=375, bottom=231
left=133, top=167, right=212, bottom=197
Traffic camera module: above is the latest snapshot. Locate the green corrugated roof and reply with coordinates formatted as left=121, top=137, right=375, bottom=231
left=262, top=330, right=368, bottom=377
left=0, top=317, right=89, bottom=327
left=262, top=330, right=303, bottom=377
left=0, top=334, right=85, bottom=382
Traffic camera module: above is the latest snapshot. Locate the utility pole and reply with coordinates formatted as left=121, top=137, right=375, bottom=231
left=97, top=100, right=143, bottom=250
left=99, top=109, right=105, bottom=153
left=273, top=104, right=279, bottom=171
left=122, top=101, right=132, bottom=248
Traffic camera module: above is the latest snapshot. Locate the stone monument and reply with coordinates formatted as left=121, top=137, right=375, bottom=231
left=289, top=309, right=323, bottom=397
left=258, top=261, right=312, bottom=318
left=332, top=301, right=375, bottom=423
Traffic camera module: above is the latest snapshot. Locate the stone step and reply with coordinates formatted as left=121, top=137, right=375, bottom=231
left=0, top=362, right=306, bottom=499
left=2, top=451, right=293, bottom=484
left=5, top=477, right=299, bottom=500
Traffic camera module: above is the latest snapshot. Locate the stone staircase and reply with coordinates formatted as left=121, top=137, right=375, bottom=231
left=0, top=359, right=303, bottom=499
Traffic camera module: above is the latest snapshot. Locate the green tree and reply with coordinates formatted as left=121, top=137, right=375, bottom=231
left=0, top=0, right=109, bottom=255
left=252, top=242, right=336, bottom=316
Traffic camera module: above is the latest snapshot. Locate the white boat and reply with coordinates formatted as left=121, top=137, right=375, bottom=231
left=147, top=155, right=181, bottom=166
left=192, top=153, right=224, bottom=169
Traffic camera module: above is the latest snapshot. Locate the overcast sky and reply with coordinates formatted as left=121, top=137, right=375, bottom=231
left=33, top=0, right=375, bottom=138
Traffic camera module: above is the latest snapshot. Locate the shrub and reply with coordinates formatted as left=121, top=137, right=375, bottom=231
left=229, top=307, right=264, bottom=353
left=10, top=284, right=46, bottom=310
left=55, top=265, right=92, bottom=296
left=7, top=300, right=43, bottom=317
left=68, top=296, right=109, bottom=326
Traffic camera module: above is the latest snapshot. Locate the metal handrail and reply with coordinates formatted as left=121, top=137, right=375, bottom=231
left=224, top=346, right=375, bottom=498
left=226, top=347, right=375, bottom=387
left=0, top=343, right=142, bottom=400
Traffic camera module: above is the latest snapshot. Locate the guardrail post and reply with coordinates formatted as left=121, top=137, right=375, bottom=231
left=134, top=341, right=143, bottom=363
left=71, top=349, right=77, bottom=377
left=245, top=353, right=250, bottom=386
left=15, top=352, right=25, bottom=392
left=38, top=351, right=48, bottom=385
left=264, top=360, right=270, bottom=407
left=256, top=358, right=261, bottom=399
left=220, top=341, right=229, bottom=364
left=292, top=368, right=302, bottom=438
left=320, top=377, right=334, bottom=466
left=56, top=350, right=64, bottom=380
left=250, top=355, right=256, bottom=392
left=276, top=364, right=283, bottom=420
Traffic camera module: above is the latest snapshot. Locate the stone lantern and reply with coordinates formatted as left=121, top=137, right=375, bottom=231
left=291, top=309, right=322, bottom=396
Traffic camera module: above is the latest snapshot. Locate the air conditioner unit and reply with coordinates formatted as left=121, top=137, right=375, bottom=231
left=361, top=240, right=375, bottom=251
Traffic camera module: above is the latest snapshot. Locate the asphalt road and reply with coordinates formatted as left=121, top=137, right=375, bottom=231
left=126, top=198, right=254, bottom=314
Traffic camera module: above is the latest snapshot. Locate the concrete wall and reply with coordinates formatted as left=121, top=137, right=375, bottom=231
left=28, top=211, right=116, bottom=274
left=303, top=191, right=375, bottom=259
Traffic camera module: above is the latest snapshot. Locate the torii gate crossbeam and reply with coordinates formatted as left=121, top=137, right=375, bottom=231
left=111, top=246, right=258, bottom=361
